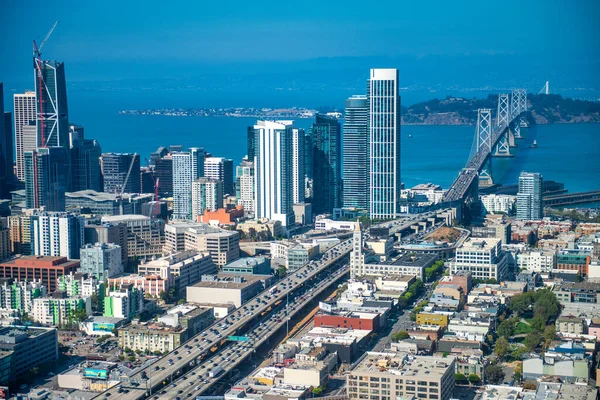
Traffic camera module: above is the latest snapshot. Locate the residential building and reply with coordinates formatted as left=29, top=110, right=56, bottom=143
left=447, top=312, right=495, bottom=342
left=118, top=323, right=186, bottom=353
left=0, top=256, right=79, bottom=292
left=204, top=156, right=233, bottom=195
left=172, top=148, right=205, bottom=220
left=101, top=215, right=165, bottom=262
left=480, top=194, right=516, bottom=215
left=449, top=238, right=509, bottom=281
left=437, top=271, right=472, bottom=297
left=57, top=272, right=103, bottom=298
left=516, top=172, right=543, bottom=220
left=556, top=250, right=592, bottom=275
left=13, top=91, right=36, bottom=181
left=34, top=59, right=69, bottom=148
left=310, top=114, right=342, bottom=214
left=517, top=250, right=556, bottom=273
left=164, top=222, right=239, bottom=266
left=25, top=147, right=70, bottom=211
left=222, top=257, right=271, bottom=275
left=158, top=303, right=214, bottom=336
left=556, top=316, right=585, bottom=335
left=186, top=275, right=263, bottom=307
left=30, top=212, right=85, bottom=259
left=108, top=274, right=169, bottom=299
left=32, top=293, right=91, bottom=325
left=70, top=138, right=102, bottom=192
left=0, top=279, right=47, bottom=315
left=416, top=313, right=449, bottom=328
left=554, top=281, right=600, bottom=305
left=254, top=120, right=295, bottom=229
left=271, top=240, right=320, bottom=271
left=192, top=177, right=223, bottom=221
left=235, top=159, right=255, bottom=216
left=8, top=212, right=33, bottom=255
left=100, top=153, right=141, bottom=194
left=343, top=95, right=368, bottom=210
left=292, top=128, right=305, bottom=204
left=346, top=351, right=455, bottom=400
left=368, top=69, right=401, bottom=219
left=523, top=352, right=589, bottom=383
left=103, top=283, right=144, bottom=320
left=84, top=222, right=128, bottom=266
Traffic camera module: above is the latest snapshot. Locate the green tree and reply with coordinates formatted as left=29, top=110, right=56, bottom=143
left=497, top=319, right=515, bottom=338
left=485, top=365, right=505, bottom=384
left=391, top=331, right=410, bottom=342
left=543, top=325, right=556, bottom=341
left=73, top=308, right=88, bottom=322
left=509, top=292, right=534, bottom=315
left=494, top=336, right=509, bottom=360
left=511, top=346, right=528, bottom=360
left=524, top=331, right=542, bottom=352
left=529, top=316, right=546, bottom=332
left=312, top=386, right=323, bottom=396
left=128, top=355, right=136, bottom=362
left=159, top=291, right=168, bottom=303
left=277, top=267, right=287, bottom=278
left=177, top=299, right=186, bottom=305
left=454, top=373, right=468, bottom=384
left=468, top=374, right=480, bottom=384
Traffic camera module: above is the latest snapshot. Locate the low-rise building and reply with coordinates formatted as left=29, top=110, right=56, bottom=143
left=517, top=250, right=556, bottom=273
left=0, top=255, right=80, bottom=292
left=103, top=283, right=144, bottom=320
left=554, top=281, right=600, bottom=305
left=222, top=257, right=272, bottom=275
left=416, top=312, right=449, bottom=328
left=108, top=274, right=168, bottom=298
left=315, top=219, right=358, bottom=232
left=314, top=311, right=380, bottom=332
left=556, top=315, right=586, bottom=335
left=118, top=323, right=186, bottom=353
left=65, top=190, right=153, bottom=215
left=271, top=240, right=320, bottom=271
left=57, top=272, right=103, bottom=298
left=447, top=312, right=495, bottom=342
left=437, top=271, right=472, bottom=297
left=523, top=351, right=589, bottom=383
left=449, top=238, right=509, bottom=281
left=556, top=250, right=592, bottom=275
left=32, top=292, right=92, bottom=326
left=80, top=316, right=126, bottom=337
left=0, top=278, right=47, bottom=315
left=157, top=303, right=214, bottom=336
left=186, top=275, right=263, bottom=308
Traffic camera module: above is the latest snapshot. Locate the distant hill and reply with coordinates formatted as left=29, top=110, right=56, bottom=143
left=400, top=94, right=600, bottom=125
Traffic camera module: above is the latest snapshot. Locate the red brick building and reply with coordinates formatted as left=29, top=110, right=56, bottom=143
left=0, top=256, right=80, bottom=292
left=438, top=270, right=472, bottom=296
left=314, top=312, right=380, bottom=332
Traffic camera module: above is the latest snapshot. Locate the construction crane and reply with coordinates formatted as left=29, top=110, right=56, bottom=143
left=33, top=21, right=59, bottom=147
left=143, top=157, right=161, bottom=216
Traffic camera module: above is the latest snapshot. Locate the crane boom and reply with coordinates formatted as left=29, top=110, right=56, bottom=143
left=35, top=21, right=59, bottom=58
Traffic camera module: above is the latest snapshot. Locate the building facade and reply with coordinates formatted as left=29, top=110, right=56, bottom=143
left=204, top=156, right=233, bottom=195
left=516, top=172, right=543, bottom=220
left=449, top=238, right=509, bottom=281
left=172, top=148, right=205, bottom=220
left=70, top=138, right=103, bottom=192
left=101, top=215, right=165, bottom=262
left=13, top=91, right=36, bottom=181
left=0, top=256, right=80, bottom=292
left=35, top=60, right=69, bottom=148
left=30, top=212, right=85, bottom=259
left=0, top=279, right=47, bottom=315
left=192, top=177, right=223, bottom=221
left=79, top=243, right=123, bottom=282
left=25, top=147, right=70, bottom=211
left=310, top=115, right=342, bottom=214
left=101, top=153, right=141, bottom=194
left=236, top=160, right=255, bottom=216
left=32, top=295, right=91, bottom=325
left=292, top=128, right=305, bottom=204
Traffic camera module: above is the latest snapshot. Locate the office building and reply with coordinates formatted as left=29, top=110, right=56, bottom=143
left=347, top=351, right=455, bottom=400
left=516, top=172, right=543, bottom=220
left=153, top=152, right=173, bottom=196
left=0, top=256, right=80, bottom=292
left=480, top=194, right=516, bottom=215
left=66, top=190, right=153, bottom=215
left=68, top=123, right=84, bottom=147
left=0, top=218, right=9, bottom=260
left=368, top=69, right=401, bottom=219
left=204, top=157, right=233, bottom=195
left=192, top=177, right=223, bottom=221
left=79, top=243, right=123, bottom=282
left=84, top=222, right=128, bottom=266
left=34, top=59, right=69, bottom=148
left=271, top=240, right=320, bottom=271
left=449, top=238, right=509, bottom=281
left=101, top=153, right=141, bottom=194
left=13, top=91, right=37, bottom=181
left=517, top=250, right=556, bottom=273
left=70, top=138, right=102, bottom=192
left=173, top=148, right=205, bottom=220
left=254, top=120, right=295, bottom=229
left=32, top=293, right=92, bottom=325
left=0, top=326, right=58, bottom=385
left=0, top=84, right=15, bottom=198
left=101, top=215, right=165, bottom=262
left=310, top=115, right=342, bottom=214
left=222, top=257, right=271, bottom=275
left=186, top=275, right=263, bottom=308
left=247, top=126, right=255, bottom=161
left=103, top=283, right=144, bottom=320
left=343, top=95, right=369, bottom=209
left=292, top=128, right=305, bottom=204
left=164, top=222, right=239, bottom=266
left=0, top=279, right=47, bottom=315
left=31, top=212, right=85, bottom=259
left=24, top=147, right=70, bottom=211
left=236, top=159, right=255, bottom=216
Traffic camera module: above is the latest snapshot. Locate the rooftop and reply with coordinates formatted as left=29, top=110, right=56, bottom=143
left=382, top=252, right=438, bottom=268
left=352, top=351, right=454, bottom=379
left=191, top=275, right=262, bottom=290
left=459, top=238, right=501, bottom=251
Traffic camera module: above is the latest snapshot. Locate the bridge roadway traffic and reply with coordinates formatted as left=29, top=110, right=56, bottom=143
left=93, top=239, right=353, bottom=400
left=158, top=264, right=351, bottom=399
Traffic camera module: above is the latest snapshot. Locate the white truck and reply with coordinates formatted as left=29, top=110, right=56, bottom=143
left=209, top=365, right=224, bottom=378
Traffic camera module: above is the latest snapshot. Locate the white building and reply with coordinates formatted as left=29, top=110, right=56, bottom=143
left=517, top=172, right=543, bottom=220
left=192, top=177, right=223, bottom=221
left=57, top=273, right=103, bottom=298
left=104, top=284, right=144, bottom=320
left=314, top=218, right=358, bottom=232
left=480, top=194, right=517, bottom=215
left=292, top=128, right=305, bottom=204
left=254, top=120, right=295, bottom=229
left=32, top=296, right=92, bottom=325
left=236, top=160, right=255, bottom=216
left=270, top=240, right=320, bottom=271
left=30, top=212, right=85, bottom=259
left=0, top=279, right=47, bottom=315
left=13, top=91, right=37, bottom=181
left=517, top=250, right=557, bottom=273
left=172, top=148, right=205, bottom=220
left=164, top=222, right=239, bottom=266
left=450, top=238, right=509, bottom=281
left=204, top=157, right=233, bottom=196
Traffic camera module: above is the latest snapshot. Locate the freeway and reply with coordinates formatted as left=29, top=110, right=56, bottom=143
left=157, top=264, right=351, bottom=399
left=93, top=239, right=353, bottom=400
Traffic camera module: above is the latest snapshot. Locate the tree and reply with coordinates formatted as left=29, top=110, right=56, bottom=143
left=73, top=308, right=88, bottom=322
left=497, top=319, right=515, bottom=338
left=177, top=299, right=186, bottom=305
left=468, top=374, right=480, bottom=384
left=529, top=316, right=546, bottom=332
left=511, top=346, right=528, bottom=360
left=91, top=292, right=100, bottom=312
left=509, top=292, right=534, bottom=316
left=543, top=325, right=556, bottom=342
left=128, top=355, right=136, bottom=362
left=277, top=267, right=287, bottom=278
left=494, top=336, right=509, bottom=360
left=524, top=331, right=542, bottom=352
left=168, top=287, right=177, bottom=302
left=485, top=365, right=505, bottom=384
left=159, top=291, right=168, bottom=303
left=454, top=373, right=468, bottom=384
left=312, top=386, right=323, bottom=396
left=391, top=331, right=409, bottom=342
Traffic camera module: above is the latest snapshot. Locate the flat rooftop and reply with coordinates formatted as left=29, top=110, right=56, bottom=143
left=352, top=351, right=454, bottom=379
left=459, top=238, right=501, bottom=251
left=191, top=276, right=262, bottom=290
left=383, top=252, right=438, bottom=267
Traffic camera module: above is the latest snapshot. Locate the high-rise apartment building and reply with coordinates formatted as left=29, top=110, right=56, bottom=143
left=292, top=128, right=305, bottom=204
left=101, top=153, right=141, bottom=194
left=101, top=215, right=165, bottom=262
left=9, top=212, right=33, bottom=255
left=84, top=222, right=128, bottom=266
left=236, top=160, right=255, bottom=216
left=254, top=120, right=295, bottom=229
left=34, top=60, right=69, bottom=148
left=173, top=148, right=205, bottom=220
left=79, top=243, right=123, bottom=282
left=70, top=138, right=102, bottom=192
left=516, top=172, right=543, bottom=220
left=368, top=68, right=401, bottom=219
left=192, top=177, right=223, bottom=221
left=13, top=91, right=36, bottom=181
left=343, top=95, right=369, bottom=209
left=30, top=212, right=85, bottom=259
left=24, top=147, right=70, bottom=211
left=204, top=157, right=233, bottom=195
left=310, top=114, right=342, bottom=214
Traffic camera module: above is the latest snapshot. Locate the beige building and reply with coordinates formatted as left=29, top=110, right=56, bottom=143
left=347, top=352, right=455, bottom=400
left=556, top=316, right=585, bottom=335
left=186, top=275, right=263, bottom=307
left=283, top=364, right=328, bottom=387
left=164, top=222, right=239, bottom=266
left=118, top=323, right=186, bottom=353
left=101, top=215, right=164, bottom=262
left=8, top=212, right=33, bottom=255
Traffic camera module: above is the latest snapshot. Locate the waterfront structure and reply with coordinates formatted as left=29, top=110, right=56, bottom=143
left=191, top=177, right=223, bottom=221
left=30, top=212, right=85, bottom=259
left=235, top=159, right=255, bottom=216
left=254, top=120, right=295, bottom=229
left=449, top=238, right=509, bottom=281
left=32, top=294, right=91, bottom=325
left=0, top=279, right=47, bottom=315
left=204, top=156, right=233, bottom=195
left=103, top=283, right=144, bottom=320
left=291, top=128, right=305, bottom=204
left=101, top=215, right=165, bottom=262
left=0, top=256, right=80, bottom=292
left=101, top=153, right=141, bottom=194
left=13, top=91, right=36, bottom=181
left=24, top=147, right=70, bottom=211
left=343, top=95, right=368, bottom=209
left=310, top=114, right=342, bottom=214
left=35, top=59, right=69, bottom=148
left=516, top=172, right=543, bottom=220
left=0, top=326, right=58, bottom=385
left=173, top=148, right=205, bottom=220
left=84, top=222, right=128, bottom=266
left=79, top=243, right=123, bottom=282
left=368, top=69, right=401, bottom=219
left=70, top=138, right=102, bottom=192
left=346, top=351, right=455, bottom=400
left=66, top=190, right=153, bottom=215
left=480, top=194, right=516, bottom=215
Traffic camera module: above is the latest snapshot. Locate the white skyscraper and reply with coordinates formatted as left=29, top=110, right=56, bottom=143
left=204, top=157, right=233, bottom=195
left=254, top=120, right=295, bottom=229
left=30, top=212, right=85, bottom=259
left=192, top=177, right=223, bottom=221
left=13, top=91, right=36, bottom=181
left=368, top=68, right=401, bottom=219
left=292, top=128, right=305, bottom=204
left=516, top=172, right=543, bottom=220
left=236, top=160, right=255, bottom=216
left=172, top=148, right=205, bottom=220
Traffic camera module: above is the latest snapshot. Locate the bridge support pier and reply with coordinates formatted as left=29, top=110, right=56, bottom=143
left=493, top=131, right=513, bottom=157
left=478, top=157, right=494, bottom=187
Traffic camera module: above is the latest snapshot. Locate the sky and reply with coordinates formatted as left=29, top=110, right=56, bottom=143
left=1, top=0, right=599, bottom=104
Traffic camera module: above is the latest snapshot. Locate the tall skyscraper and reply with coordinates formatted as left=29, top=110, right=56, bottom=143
left=154, top=153, right=173, bottom=196
left=247, top=126, right=256, bottom=161
left=34, top=60, right=69, bottom=148
left=204, top=157, right=233, bottom=195
left=13, top=91, right=36, bottom=181
left=291, top=128, right=305, bottom=204
left=368, top=68, right=401, bottom=219
left=310, top=114, right=342, bottom=214
left=71, top=138, right=102, bottom=192
left=192, top=177, right=224, bottom=221
left=68, top=124, right=84, bottom=148
left=516, top=172, right=543, bottom=220
left=24, top=147, right=70, bottom=211
left=172, top=148, right=205, bottom=220
left=343, top=95, right=369, bottom=209
left=31, top=212, right=85, bottom=259
left=236, top=159, right=255, bottom=216
left=101, top=153, right=140, bottom=194
left=0, top=83, right=15, bottom=198
left=254, top=120, right=295, bottom=229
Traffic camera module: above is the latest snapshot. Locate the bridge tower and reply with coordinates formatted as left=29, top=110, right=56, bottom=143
left=510, top=90, right=523, bottom=139
left=476, top=108, right=494, bottom=186
left=516, top=88, right=528, bottom=128
left=493, top=94, right=513, bottom=157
